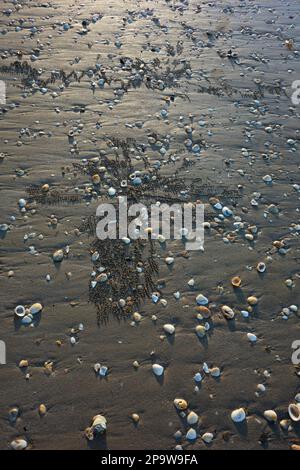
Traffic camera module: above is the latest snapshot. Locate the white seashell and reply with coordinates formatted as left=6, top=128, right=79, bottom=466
left=108, top=187, right=116, bottom=196
left=288, top=403, right=300, bottom=422
left=163, top=324, right=175, bottom=335
left=194, top=372, right=202, bottom=383
left=132, top=312, right=142, bottom=322
left=165, top=256, right=174, bottom=265
left=187, top=411, right=198, bottom=425
left=53, top=249, right=64, bottom=262
left=14, top=305, right=26, bottom=318
left=188, top=278, right=195, bottom=287
left=263, top=410, right=277, bottom=422
left=152, top=364, right=164, bottom=376
left=247, top=333, right=257, bottom=343
left=257, top=384, right=266, bottom=393
left=91, top=251, right=100, bottom=262
left=295, top=393, right=300, bottom=403
left=221, top=305, right=235, bottom=320
left=263, top=174, right=272, bottom=183
left=21, top=315, right=33, bottom=325
left=210, top=367, right=221, bottom=377
left=196, top=294, right=209, bottom=305
left=256, top=262, right=266, bottom=273
left=202, top=432, right=214, bottom=443
left=195, top=325, right=206, bottom=338
left=18, top=199, right=26, bottom=208
left=94, top=363, right=101, bottom=373
left=10, top=438, right=28, bottom=450
left=174, top=398, right=188, bottom=410
left=231, top=408, right=246, bottom=423
left=186, top=428, right=197, bottom=441
left=29, top=303, right=43, bottom=315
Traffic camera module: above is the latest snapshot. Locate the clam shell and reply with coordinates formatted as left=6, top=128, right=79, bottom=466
left=53, top=249, right=64, bottom=262
left=263, top=409, right=277, bottom=422
left=247, top=296, right=258, bottom=306
left=174, top=398, right=188, bottom=411
left=14, top=305, right=26, bottom=318
left=196, top=306, right=211, bottom=318
left=187, top=411, right=198, bottom=425
left=152, top=364, right=164, bottom=376
left=186, top=428, right=197, bottom=441
left=131, top=413, right=140, bottom=423
left=163, top=324, right=175, bottom=335
left=29, top=303, right=43, bottom=315
left=10, top=438, right=28, bottom=450
left=210, top=367, right=221, bottom=377
left=231, top=276, right=241, bottom=288
left=221, top=305, right=235, bottom=320
left=38, top=404, right=47, bottom=416
left=202, top=432, right=214, bottom=443
left=195, top=325, right=206, bottom=338
left=231, top=408, right=246, bottom=423
left=288, top=403, right=300, bottom=422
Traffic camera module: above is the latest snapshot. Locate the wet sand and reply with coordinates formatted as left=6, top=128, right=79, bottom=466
left=1, top=0, right=300, bottom=450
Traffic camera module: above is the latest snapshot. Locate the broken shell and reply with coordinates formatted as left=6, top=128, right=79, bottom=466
left=221, top=305, right=235, bottom=320
left=263, top=410, right=277, bottom=422
left=53, top=249, right=64, bottom=262
left=152, top=364, right=164, bottom=376
left=174, top=398, right=188, bottom=411
left=288, top=403, right=300, bottom=422
left=14, top=305, right=26, bottom=318
left=187, top=411, right=198, bottom=425
left=163, top=324, right=175, bottom=335
left=38, top=404, right=47, bottom=416
left=10, top=438, right=28, bottom=450
left=29, top=303, right=43, bottom=315
left=196, top=306, right=211, bottom=318
left=186, top=428, right=197, bottom=441
left=202, top=432, right=214, bottom=443
left=247, top=296, right=258, bottom=306
left=84, top=427, right=94, bottom=441
left=92, top=414, right=107, bottom=434
left=231, top=408, right=246, bottom=423
left=231, top=276, right=241, bottom=288
left=195, top=325, right=206, bottom=338
left=256, top=262, right=266, bottom=273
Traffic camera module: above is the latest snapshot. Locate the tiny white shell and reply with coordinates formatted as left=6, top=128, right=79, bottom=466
left=152, top=364, right=164, bottom=376
left=186, top=428, right=197, bottom=441
left=14, top=305, right=26, bottom=318
left=231, top=408, right=246, bottom=423
left=263, top=409, right=277, bottom=422
left=163, top=324, right=175, bottom=335
left=10, top=438, right=28, bottom=450
left=202, top=432, right=214, bottom=443
left=187, top=411, right=198, bottom=425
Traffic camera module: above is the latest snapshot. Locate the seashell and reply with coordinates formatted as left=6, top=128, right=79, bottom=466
left=14, top=305, right=26, bottom=318
left=247, top=296, right=258, bottom=306
left=195, top=325, right=206, bottom=338
left=196, top=294, right=209, bottom=306
left=108, top=187, right=116, bottom=196
left=163, top=324, right=175, bottom=335
left=280, top=419, right=290, bottom=430
left=152, top=364, right=164, bottom=376
left=84, top=426, right=94, bottom=441
left=256, top=262, right=266, bottom=273
left=221, top=305, right=235, bottom=320
left=202, top=432, right=214, bottom=443
left=194, top=372, right=202, bottom=383
left=92, top=174, right=101, bottom=184
left=245, top=233, right=254, bottom=241
left=18, top=199, right=27, bottom=208
left=231, top=408, right=246, bottom=423
left=165, top=256, right=174, bottom=265
left=291, top=444, right=300, bottom=451
left=9, top=407, right=20, bottom=423
left=288, top=403, right=300, bottom=422
left=41, top=184, right=50, bottom=192
left=38, top=404, right=47, bottom=416
left=131, top=413, right=140, bottom=423
left=91, top=251, right=100, bottom=262
left=187, top=411, right=198, bottom=425
left=19, top=360, right=29, bottom=368
left=53, top=249, right=64, bottom=262
left=174, top=398, right=188, bottom=411
left=132, top=312, right=142, bottom=322
left=196, top=306, right=211, bottom=318
left=21, top=315, right=33, bottom=325
left=10, top=438, right=28, bottom=450
left=92, top=414, right=107, bottom=434
left=188, top=278, right=195, bottom=287
left=295, top=393, right=300, bottom=403
left=247, top=333, right=257, bottom=343
left=231, top=276, right=241, bottom=288
left=263, top=410, right=277, bottom=422
left=210, top=367, right=221, bottom=378
left=29, top=303, right=43, bottom=315
left=186, top=428, right=197, bottom=441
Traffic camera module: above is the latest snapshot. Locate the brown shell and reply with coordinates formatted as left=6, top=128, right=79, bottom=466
left=196, top=306, right=211, bottom=318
